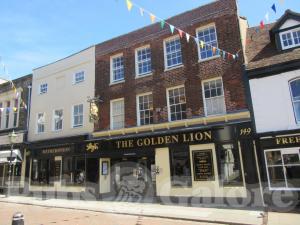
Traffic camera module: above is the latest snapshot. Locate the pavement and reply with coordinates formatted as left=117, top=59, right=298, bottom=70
left=0, top=195, right=298, bottom=225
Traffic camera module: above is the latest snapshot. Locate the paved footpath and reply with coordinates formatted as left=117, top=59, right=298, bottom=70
left=0, top=195, right=298, bottom=225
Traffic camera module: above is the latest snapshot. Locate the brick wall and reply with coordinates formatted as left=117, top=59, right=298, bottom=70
left=94, top=0, right=247, bottom=131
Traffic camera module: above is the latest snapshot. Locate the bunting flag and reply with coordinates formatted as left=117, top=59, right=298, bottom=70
left=260, top=20, right=265, bottom=29
left=178, top=29, right=183, bottom=38
left=126, top=0, right=133, bottom=11
left=265, top=12, right=269, bottom=22
left=186, top=33, right=190, bottom=42
left=160, top=20, right=165, bottom=29
left=139, top=7, right=144, bottom=16
left=150, top=14, right=156, bottom=23
left=169, top=24, right=175, bottom=34
left=271, top=4, right=276, bottom=13
left=212, top=47, right=216, bottom=55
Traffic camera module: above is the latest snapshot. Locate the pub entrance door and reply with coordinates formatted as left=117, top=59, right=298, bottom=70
left=85, top=158, right=99, bottom=199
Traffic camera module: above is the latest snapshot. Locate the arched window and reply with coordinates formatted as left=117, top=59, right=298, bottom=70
left=290, top=78, right=300, bottom=123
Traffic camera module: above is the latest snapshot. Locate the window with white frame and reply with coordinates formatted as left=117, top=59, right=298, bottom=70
left=265, top=148, right=300, bottom=190
left=290, top=78, right=300, bottom=123
left=111, top=54, right=124, bottom=83
left=5, top=101, right=10, bottom=129
left=137, top=93, right=153, bottom=126
left=167, top=86, right=186, bottom=121
left=136, top=46, right=152, bottom=76
left=203, top=78, right=226, bottom=116
left=111, top=99, right=124, bottom=129
left=53, top=109, right=63, bottom=131
left=0, top=102, right=2, bottom=129
left=37, top=112, right=45, bottom=133
left=164, top=36, right=182, bottom=69
left=13, top=99, right=19, bottom=127
left=281, top=28, right=300, bottom=50
left=73, top=104, right=83, bottom=128
left=196, top=25, right=218, bottom=60
left=39, top=83, right=48, bottom=94
left=74, top=71, right=85, bottom=84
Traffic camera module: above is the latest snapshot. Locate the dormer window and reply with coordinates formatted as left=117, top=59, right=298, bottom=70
left=280, top=28, right=300, bottom=50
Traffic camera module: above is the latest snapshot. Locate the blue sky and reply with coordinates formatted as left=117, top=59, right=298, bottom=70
left=0, top=0, right=299, bottom=79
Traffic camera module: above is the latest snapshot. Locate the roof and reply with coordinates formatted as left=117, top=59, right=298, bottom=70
left=96, top=0, right=238, bottom=57
left=245, top=23, right=300, bottom=71
left=270, top=9, right=300, bottom=33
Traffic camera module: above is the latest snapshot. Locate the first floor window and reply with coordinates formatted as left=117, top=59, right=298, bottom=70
left=39, top=83, right=48, bottom=94
left=111, top=99, right=124, bottom=129
left=137, top=93, right=153, bottom=126
left=164, top=36, right=182, bottom=69
left=290, top=78, right=300, bottom=123
left=203, top=78, right=226, bottom=116
left=13, top=99, right=19, bottom=127
left=168, top=86, right=186, bottom=121
left=111, top=54, right=124, bottom=83
left=54, top=109, right=63, bottom=131
left=218, top=143, right=243, bottom=186
left=37, top=113, right=45, bottom=133
left=169, top=146, right=192, bottom=187
left=136, top=46, right=152, bottom=76
left=31, top=158, right=55, bottom=185
left=197, top=25, right=218, bottom=60
left=265, top=148, right=300, bottom=190
left=73, top=104, right=83, bottom=127
left=74, top=71, right=85, bottom=84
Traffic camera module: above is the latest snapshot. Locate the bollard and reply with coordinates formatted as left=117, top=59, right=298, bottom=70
left=12, top=212, right=24, bottom=225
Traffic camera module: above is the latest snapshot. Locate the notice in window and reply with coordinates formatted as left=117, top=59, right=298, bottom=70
left=193, top=149, right=215, bottom=181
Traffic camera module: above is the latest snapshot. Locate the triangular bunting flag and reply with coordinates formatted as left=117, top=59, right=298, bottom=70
left=160, top=20, right=165, bottom=29
left=178, top=30, right=183, bottom=38
left=186, top=33, right=190, bottom=42
left=260, top=20, right=264, bottom=29
left=126, top=0, right=133, bottom=11
left=150, top=14, right=156, bottom=23
left=169, top=25, right=175, bottom=34
left=271, top=4, right=276, bottom=13
left=139, top=8, right=144, bottom=16
left=212, top=47, right=216, bottom=55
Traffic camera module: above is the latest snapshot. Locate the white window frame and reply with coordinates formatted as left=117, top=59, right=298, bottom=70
left=110, top=98, right=125, bottom=130
left=289, top=78, right=300, bottom=124
left=13, top=98, right=20, bottom=128
left=135, top=45, right=152, bottom=77
left=39, top=83, right=48, bottom=94
left=72, top=104, right=83, bottom=128
left=280, top=27, right=300, bottom=50
left=163, top=35, right=183, bottom=70
left=73, top=71, right=85, bottom=84
left=53, top=109, right=63, bottom=131
left=196, top=23, right=219, bottom=61
left=110, top=53, right=125, bottom=84
left=202, top=77, right=226, bottom=117
left=136, top=92, right=153, bottom=126
left=0, top=102, right=2, bottom=129
left=264, top=148, right=300, bottom=191
left=166, top=85, right=187, bottom=122
left=36, top=112, right=45, bottom=134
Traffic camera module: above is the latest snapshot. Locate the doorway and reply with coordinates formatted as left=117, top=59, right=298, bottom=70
left=85, top=158, right=99, bottom=198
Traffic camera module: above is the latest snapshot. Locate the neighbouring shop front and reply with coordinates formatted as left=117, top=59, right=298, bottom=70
left=257, top=130, right=300, bottom=207
left=89, top=121, right=261, bottom=205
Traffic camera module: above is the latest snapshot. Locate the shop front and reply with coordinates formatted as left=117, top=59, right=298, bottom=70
left=257, top=130, right=300, bottom=207
left=91, top=121, right=261, bottom=206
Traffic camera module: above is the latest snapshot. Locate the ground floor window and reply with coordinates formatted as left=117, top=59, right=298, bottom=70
left=265, top=148, right=300, bottom=190
left=31, top=158, right=55, bottom=185
left=169, top=146, right=192, bottom=187
left=218, top=143, right=243, bottom=186
left=62, top=156, right=85, bottom=185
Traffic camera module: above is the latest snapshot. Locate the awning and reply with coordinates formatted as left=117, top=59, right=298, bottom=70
left=0, top=149, right=22, bottom=164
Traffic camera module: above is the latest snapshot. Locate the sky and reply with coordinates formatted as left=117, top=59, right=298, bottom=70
left=0, top=0, right=299, bottom=80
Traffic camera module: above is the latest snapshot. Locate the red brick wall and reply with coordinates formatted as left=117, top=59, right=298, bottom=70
left=94, top=0, right=247, bottom=131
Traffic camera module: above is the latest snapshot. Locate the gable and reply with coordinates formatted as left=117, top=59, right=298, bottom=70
left=280, top=19, right=300, bottom=30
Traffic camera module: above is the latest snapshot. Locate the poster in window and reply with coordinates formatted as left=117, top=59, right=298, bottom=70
left=102, top=161, right=108, bottom=175
left=193, top=149, right=215, bottom=181
left=54, top=160, right=61, bottom=181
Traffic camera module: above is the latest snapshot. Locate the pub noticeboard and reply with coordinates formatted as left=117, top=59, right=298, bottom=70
left=193, top=149, right=215, bottom=181
left=54, top=160, right=61, bottom=181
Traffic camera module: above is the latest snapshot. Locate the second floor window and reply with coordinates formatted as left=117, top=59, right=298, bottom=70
left=281, top=28, right=300, bottom=50
left=73, top=104, right=83, bottom=128
left=203, top=78, right=226, bottom=116
left=290, top=78, right=300, bottom=123
left=164, top=36, right=182, bottom=69
left=54, top=109, right=63, bottom=131
left=74, top=71, right=85, bottom=84
left=13, top=99, right=19, bottom=127
left=137, top=93, right=153, bottom=126
left=167, top=86, right=186, bottom=121
left=39, top=83, right=48, bottom=94
left=136, top=46, right=152, bottom=76
left=111, top=99, right=124, bottom=129
left=111, top=54, right=124, bottom=83
left=37, top=112, right=45, bottom=133
left=197, top=25, right=218, bottom=60
left=5, top=101, right=10, bottom=129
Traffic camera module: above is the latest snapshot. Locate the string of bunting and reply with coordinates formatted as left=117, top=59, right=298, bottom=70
left=125, top=0, right=239, bottom=61
left=0, top=57, right=28, bottom=112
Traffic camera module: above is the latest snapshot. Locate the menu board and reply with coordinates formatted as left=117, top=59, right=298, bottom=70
left=54, top=160, right=61, bottom=181
left=193, top=150, right=214, bottom=181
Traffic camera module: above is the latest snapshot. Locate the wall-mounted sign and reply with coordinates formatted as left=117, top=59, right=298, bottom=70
left=86, top=143, right=99, bottom=153
left=193, top=149, right=215, bottom=181
left=42, top=147, right=71, bottom=155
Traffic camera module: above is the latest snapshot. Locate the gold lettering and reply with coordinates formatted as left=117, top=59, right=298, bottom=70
left=143, top=138, right=151, bottom=146
left=171, top=135, right=179, bottom=143
left=204, top=131, right=212, bottom=140
left=157, top=136, right=165, bottom=145
left=165, top=136, right=171, bottom=144
left=183, top=133, right=188, bottom=142
left=137, top=139, right=143, bottom=147
left=276, top=138, right=281, bottom=145
left=128, top=140, right=134, bottom=148
left=296, top=136, right=300, bottom=143
left=195, top=132, right=203, bottom=141
left=151, top=137, right=157, bottom=146
left=282, top=138, right=289, bottom=144
left=289, top=137, right=295, bottom=144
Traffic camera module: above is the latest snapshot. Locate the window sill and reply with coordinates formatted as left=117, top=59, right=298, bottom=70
left=52, top=129, right=62, bottom=133
left=198, top=55, right=220, bottom=63
left=135, top=72, right=153, bottom=79
left=109, top=80, right=125, bottom=86
left=164, top=64, right=184, bottom=72
left=72, top=125, right=83, bottom=129
left=204, top=112, right=227, bottom=118
left=72, top=80, right=85, bottom=86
